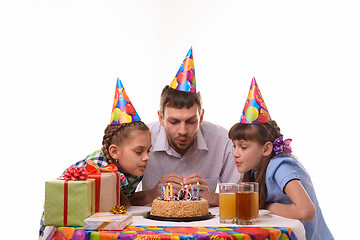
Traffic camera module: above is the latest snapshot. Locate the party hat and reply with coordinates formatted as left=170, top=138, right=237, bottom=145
left=240, top=77, right=271, bottom=124
left=110, top=78, right=141, bottom=124
left=169, top=47, right=196, bottom=93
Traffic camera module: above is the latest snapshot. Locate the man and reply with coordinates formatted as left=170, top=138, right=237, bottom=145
left=130, top=48, right=240, bottom=206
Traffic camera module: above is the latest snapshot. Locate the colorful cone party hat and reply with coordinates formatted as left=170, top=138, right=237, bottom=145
left=240, top=77, right=272, bottom=124
left=110, top=78, right=141, bottom=124
left=169, top=47, right=196, bottom=93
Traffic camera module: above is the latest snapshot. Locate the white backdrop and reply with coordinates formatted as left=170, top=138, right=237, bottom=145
left=1, top=1, right=359, bottom=239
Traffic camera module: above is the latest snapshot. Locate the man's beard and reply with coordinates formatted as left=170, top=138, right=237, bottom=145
left=168, top=136, right=196, bottom=155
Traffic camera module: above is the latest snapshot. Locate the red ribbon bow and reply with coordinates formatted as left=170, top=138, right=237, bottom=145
left=63, top=166, right=88, bottom=181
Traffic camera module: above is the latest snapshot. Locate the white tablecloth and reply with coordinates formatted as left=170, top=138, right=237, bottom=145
left=126, top=206, right=306, bottom=240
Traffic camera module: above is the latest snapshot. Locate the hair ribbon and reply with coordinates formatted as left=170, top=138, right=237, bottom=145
left=272, top=136, right=292, bottom=155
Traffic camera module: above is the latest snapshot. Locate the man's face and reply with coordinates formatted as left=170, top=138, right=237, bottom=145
left=158, top=104, right=204, bottom=156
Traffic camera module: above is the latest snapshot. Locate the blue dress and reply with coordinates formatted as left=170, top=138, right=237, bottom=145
left=266, top=153, right=333, bottom=240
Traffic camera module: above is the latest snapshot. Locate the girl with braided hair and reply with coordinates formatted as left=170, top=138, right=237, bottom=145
left=70, top=79, right=151, bottom=207
left=39, top=79, right=151, bottom=239
left=228, top=78, right=333, bottom=240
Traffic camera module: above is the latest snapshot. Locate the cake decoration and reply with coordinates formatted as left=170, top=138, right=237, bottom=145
left=169, top=47, right=197, bottom=93
left=240, top=77, right=271, bottom=124
left=159, top=182, right=201, bottom=201
left=110, top=78, right=141, bottom=124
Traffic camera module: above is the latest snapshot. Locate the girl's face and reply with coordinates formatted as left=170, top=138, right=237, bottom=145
left=232, top=139, right=266, bottom=173
left=112, top=130, right=152, bottom=177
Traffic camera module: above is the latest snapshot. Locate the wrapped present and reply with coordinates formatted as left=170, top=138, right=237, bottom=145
left=85, top=160, right=123, bottom=212
left=44, top=167, right=95, bottom=226
left=84, top=212, right=132, bottom=231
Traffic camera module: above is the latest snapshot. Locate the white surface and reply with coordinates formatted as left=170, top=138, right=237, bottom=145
left=1, top=1, right=358, bottom=239
left=127, top=206, right=305, bottom=240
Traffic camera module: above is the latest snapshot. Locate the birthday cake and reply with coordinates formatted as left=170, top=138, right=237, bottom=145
left=150, top=184, right=209, bottom=218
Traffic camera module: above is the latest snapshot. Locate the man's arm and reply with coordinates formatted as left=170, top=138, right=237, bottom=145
left=130, top=189, right=156, bottom=206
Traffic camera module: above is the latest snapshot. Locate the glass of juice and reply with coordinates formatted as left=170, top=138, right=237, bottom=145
left=250, top=182, right=259, bottom=221
left=236, top=182, right=254, bottom=225
left=219, top=183, right=236, bottom=223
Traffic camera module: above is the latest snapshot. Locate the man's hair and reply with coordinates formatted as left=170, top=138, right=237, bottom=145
left=160, top=85, right=203, bottom=114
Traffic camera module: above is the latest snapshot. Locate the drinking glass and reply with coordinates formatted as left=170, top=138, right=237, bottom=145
left=250, top=182, right=259, bottom=221
left=219, top=183, right=236, bottom=223
left=236, top=182, right=254, bottom=225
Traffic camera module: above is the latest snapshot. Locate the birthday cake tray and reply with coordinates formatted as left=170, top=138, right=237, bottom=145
left=146, top=212, right=215, bottom=222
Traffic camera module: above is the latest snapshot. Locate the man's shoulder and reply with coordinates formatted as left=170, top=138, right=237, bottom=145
left=147, top=121, right=161, bottom=134
left=200, top=121, right=229, bottom=138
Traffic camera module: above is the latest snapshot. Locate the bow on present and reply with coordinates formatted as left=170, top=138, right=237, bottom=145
left=272, top=136, right=292, bottom=155
left=62, top=166, right=88, bottom=181
left=110, top=205, right=127, bottom=214
left=85, top=160, right=118, bottom=173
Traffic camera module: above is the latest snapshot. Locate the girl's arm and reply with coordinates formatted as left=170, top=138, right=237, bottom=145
left=120, top=189, right=131, bottom=208
left=266, top=179, right=316, bottom=221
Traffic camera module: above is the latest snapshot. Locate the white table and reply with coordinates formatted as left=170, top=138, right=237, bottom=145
left=126, top=206, right=306, bottom=240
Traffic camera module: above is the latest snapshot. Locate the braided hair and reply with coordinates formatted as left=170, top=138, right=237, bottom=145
left=101, top=121, right=149, bottom=166
left=228, top=120, right=282, bottom=209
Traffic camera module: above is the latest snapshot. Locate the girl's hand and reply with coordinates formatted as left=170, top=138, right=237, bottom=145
left=266, top=180, right=316, bottom=221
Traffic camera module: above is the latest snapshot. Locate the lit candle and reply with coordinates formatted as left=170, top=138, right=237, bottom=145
left=184, top=185, right=188, bottom=200
left=166, top=185, right=169, bottom=200
left=161, top=186, right=164, bottom=200
left=196, top=182, right=200, bottom=201
left=190, top=184, right=194, bottom=200
left=169, top=183, right=173, bottom=199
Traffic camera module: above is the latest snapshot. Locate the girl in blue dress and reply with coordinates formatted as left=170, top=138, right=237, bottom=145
left=228, top=78, right=333, bottom=240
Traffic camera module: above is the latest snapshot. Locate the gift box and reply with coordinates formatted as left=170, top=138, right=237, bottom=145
left=84, top=212, right=132, bottom=231
left=44, top=179, right=95, bottom=226
left=85, top=161, right=122, bottom=212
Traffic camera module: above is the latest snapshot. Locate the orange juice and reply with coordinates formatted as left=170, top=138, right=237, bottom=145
left=219, top=193, right=236, bottom=222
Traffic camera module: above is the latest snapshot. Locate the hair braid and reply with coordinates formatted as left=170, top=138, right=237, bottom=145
left=101, top=121, right=150, bottom=164
left=101, top=124, right=124, bottom=163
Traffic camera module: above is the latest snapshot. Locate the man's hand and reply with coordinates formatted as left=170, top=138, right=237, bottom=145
left=183, top=173, right=219, bottom=206
left=151, top=173, right=184, bottom=199
left=131, top=173, right=184, bottom=206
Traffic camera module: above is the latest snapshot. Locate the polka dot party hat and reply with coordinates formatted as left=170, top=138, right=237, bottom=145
left=240, top=77, right=272, bottom=124
left=110, top=78, right=141, bottom=124
left=169, top=47, right=196, bottom=93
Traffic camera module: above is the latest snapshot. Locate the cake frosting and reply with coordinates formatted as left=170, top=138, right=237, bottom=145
left=150, top=198, right=209, bottom=218
left=150, top=183, right=209, bottom=218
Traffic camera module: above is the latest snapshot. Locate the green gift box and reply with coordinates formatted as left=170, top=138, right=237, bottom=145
left=44, top=179, right=95, bottom=226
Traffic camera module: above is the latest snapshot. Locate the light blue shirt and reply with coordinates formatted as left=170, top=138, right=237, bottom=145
left=266, top=154, right=334, bottom=240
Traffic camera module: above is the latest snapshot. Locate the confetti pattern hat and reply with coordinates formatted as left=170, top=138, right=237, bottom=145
left=110, top=78, right=141, bottom=124
left=169, top=47, right=196, bottom=93
left=240, top=77, right=272, bottom=124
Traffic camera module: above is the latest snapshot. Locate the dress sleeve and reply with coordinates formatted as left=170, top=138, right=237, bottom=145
left=272, top=158, right=300, bottom=193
